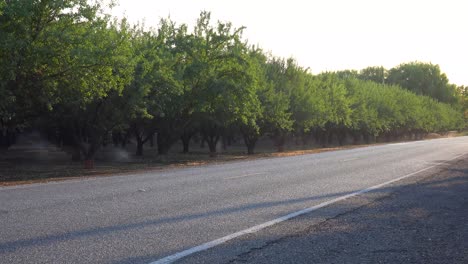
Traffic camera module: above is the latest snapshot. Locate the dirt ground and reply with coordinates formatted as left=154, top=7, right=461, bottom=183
left=0, top=131, right=464, bottom=185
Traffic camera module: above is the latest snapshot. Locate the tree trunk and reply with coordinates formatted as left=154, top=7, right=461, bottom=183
left=81, top=142, right=100, bottom=169
left=320, top=132, right=329, bottom=147
left=312, top=130, right=320, bottom=145
left=0, top=136, right=9, bottom=151
left=295, top=134, right=301, bottom=146
left=157, top=143, right=170, bottom=155
left=302, top=133, right=309, bottom=146
left=351, top=132, right=359, bottom=145
left=337, top=130, right=346, bottom=146
left=181, top=137, right=190, bottom=153
left=277, top=144, right=284, bottom=152
left=83, top=159, right=94, bottom=169
left=121, top=130, right=130, bottom=148
left=206, top=135, right=219, bottom=157
left=136, top=137, right=144, bottom=156
left=71, top=146, right=81, bottom=161
left=0, top=130, right=15, bottom=151
left=208, top=141, right=217, bottom=155
left=0, top=145, right=8, bottom=153
left=180, top=132, right=193, bottom=154
left=222, top=136, right=227, bottom=150
left=327, top=131, right=334, bottom=145
left=273, top=133, right=286, bottom=152
left=157, top=132, right=175, bottom=155
left=112, top=131, right=120, bottom=147
left=243, top=134, right=257, bottom=155
left=363, top=133, right=369, bottom=144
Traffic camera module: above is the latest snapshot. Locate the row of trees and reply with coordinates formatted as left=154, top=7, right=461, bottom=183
left=337, top=63, right=460, bottom=105
left=0, top=0, right=465, bottom=161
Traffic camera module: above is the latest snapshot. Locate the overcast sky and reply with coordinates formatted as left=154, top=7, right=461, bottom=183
left=112, top=0, right=468, bottom=86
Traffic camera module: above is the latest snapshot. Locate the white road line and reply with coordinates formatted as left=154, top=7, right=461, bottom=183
left=149, top=152, right=466, bottom=264
left=342, top=158, right=359, bottom=162
left=424, top=162, right=452, bottom=166
left=388, top=142, right=411, bottom=146
left=224, top=172, right=266, bottom=180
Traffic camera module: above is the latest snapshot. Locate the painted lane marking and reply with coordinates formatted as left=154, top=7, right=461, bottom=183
left=388, top=142, right=411, bottom=146
left=224, top=172, right=266, bottom=180
left=149, top=152, right=466, bottom=264
left=342, top=158, right=359, bottom=162
left=424, top=162, right=452, bottom=166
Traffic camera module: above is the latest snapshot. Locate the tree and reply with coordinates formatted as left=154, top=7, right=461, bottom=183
left=335, top=69, right=359, bottom=80
left=125, top=20, right=187, bottom=156
left=236, top=47, right=267, bottom=154
left=181, top=12, right=258, bottom=156
left=261, top=57, right=294, bottom=152
left=458, top=86, right=468, bottom=126
left=287, top=61, right=328, bottom=145
left=1, top=3, right=464, bottom=162
left=359, top=66, right=387, bottom=84
left=0, top=0, right=108, bottom=150
left=46, top=17, right=136, bottom=161
left=315, top=73, right=352, bottom=146
left=0, top=0, right=136, bottom=161
left=387, top=62, right=458, bottom=104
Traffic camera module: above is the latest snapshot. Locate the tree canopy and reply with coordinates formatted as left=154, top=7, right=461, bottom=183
left=0, top=0, right=465, bottom=160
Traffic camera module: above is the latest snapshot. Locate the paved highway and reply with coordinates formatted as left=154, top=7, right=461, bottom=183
left=1, top=137, right=467, bottom=264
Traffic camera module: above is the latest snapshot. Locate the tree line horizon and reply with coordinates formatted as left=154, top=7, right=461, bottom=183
left=1, top=1, right=467, bottom=162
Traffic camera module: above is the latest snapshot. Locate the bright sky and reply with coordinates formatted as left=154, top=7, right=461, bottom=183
left=112, top=0, right=468, bottom=86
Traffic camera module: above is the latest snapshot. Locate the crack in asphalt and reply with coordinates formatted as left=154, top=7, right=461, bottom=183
left=226, top=192, right=397, bottom=264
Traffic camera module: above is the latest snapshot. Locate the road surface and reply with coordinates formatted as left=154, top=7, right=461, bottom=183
left=1, top=137, right=467, bottom=263
left=205, top=154, right=468, bottom=264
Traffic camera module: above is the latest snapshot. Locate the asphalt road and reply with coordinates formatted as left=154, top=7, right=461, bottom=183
left=1, top=137, right=467, bottom=264
left=202, top=151, right=468, bottom=264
